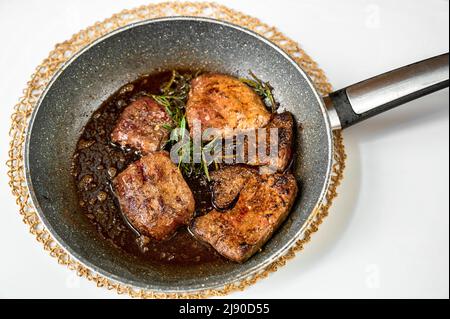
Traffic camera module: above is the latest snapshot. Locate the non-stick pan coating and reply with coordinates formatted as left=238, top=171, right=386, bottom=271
left=25, top=17, right=333, bottom=292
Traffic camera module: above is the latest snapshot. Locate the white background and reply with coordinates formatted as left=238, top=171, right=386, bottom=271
left=0, top=0, right=448, bottom=299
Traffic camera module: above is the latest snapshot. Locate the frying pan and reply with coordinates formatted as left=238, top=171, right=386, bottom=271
left=25, top=17, right=449, bottom=293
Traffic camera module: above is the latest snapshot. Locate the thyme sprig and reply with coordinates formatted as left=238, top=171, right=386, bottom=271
left=240, top=71, right=278, bottom=113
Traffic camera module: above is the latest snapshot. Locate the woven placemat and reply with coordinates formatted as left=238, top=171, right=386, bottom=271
left=7, top=2, right=346, bottom=298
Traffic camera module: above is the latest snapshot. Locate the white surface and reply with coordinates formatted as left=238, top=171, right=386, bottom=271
left=0, top=0, right=448, bottom=299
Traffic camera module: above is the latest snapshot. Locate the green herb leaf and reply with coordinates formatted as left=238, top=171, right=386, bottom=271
left=148, top=70, right=213, bottom=179
left=162, top=70, right=177, bottom=93
left=240, top=71, right=278, bottom=113
left=201, top=153, right=211, bottom=181
left=179, top=116, right=186, bottom=140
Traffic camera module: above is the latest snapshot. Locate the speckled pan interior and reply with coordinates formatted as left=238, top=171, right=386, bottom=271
left=25, top=17, right=333, bottom=292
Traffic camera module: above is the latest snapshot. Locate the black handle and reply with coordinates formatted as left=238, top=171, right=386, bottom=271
left=326, top=53, right=449, bottom=129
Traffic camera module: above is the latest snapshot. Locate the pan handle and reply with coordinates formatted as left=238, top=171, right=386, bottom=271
left=324, top=53, right=449, bottom=130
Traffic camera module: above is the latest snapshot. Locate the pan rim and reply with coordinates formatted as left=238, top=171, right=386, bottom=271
left=24, top=16, right=334, bottom=293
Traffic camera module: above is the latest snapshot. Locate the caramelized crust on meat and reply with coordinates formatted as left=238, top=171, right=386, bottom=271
left=113, top=152, right=195, bottom=240
left=191, top=170, right=298, bottom=262
left=210, top=166, right=258, bottom=210
left=186, top=73, right=271, bottom=137
left=111, top=97, right=172, bottom=154
left=241, top=111, right=294, bottom=173
left=219, top=112, right=295, bottom=173
left=265, top=111, right=294, bottom=171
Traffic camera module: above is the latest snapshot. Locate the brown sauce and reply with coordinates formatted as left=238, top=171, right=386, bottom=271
left=72, top=70, right=227, bottom=266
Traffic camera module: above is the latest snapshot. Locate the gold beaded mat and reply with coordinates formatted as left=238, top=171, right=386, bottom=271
left=7, top=2, right=346, bottom=298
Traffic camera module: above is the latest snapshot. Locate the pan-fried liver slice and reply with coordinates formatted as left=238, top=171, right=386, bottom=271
left=241, top=111, right=294, bottom=173
left=210, top=165, right=258, bottom=210
left=191, top=170, right=298, bottom=262
left=217, top=112, right=294, bottom=173
left=186, top=73, right=271, bottom=137
left=111, top=97, right=172, bottom=154
left=113, top=152, right=195, bottom=240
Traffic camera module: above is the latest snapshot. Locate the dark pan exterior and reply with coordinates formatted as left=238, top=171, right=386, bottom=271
left=25, top=17, right=333, bottom=292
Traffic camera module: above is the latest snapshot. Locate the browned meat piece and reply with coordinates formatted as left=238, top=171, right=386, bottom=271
left=113, top=152, right=195, bottom=240
left=191, top=170, right=298, bottom=262
left=186, top=73, right=271, bottom=137
left=220, top=112, right=294, bottom=173
left=210, top=165, right=258, bottom=210
left=111, top=97, right=172, bottom=154
left=248, top=111, right=294, bottom=173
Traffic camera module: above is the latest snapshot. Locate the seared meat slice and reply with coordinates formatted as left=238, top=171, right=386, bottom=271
left=113, top=152, right=195, bottom=240
left=111, top=97, right=172, bottom=154
left=191, top=171, right=298, bottom=262
left=245, top=111, right=294, bottom=173
left=220, top=112, right=294, bottom=173
left=210, top=165, right=258, bottom=210
left=266, top=111, right=294, bottom=171
left=186, top=73, right=271, bottom=137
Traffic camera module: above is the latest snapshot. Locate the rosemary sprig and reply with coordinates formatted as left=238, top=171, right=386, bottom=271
left=240, top=70, right=278, bottom=113
left=202, top=155, right=211, bottom=181
left=151, top=70, right=278, bottom=179
left=161, top=69, right=177, bottom=93
left=149, top=70, right=217, bottom=180
left=179, top=116, right=186, bottom=140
